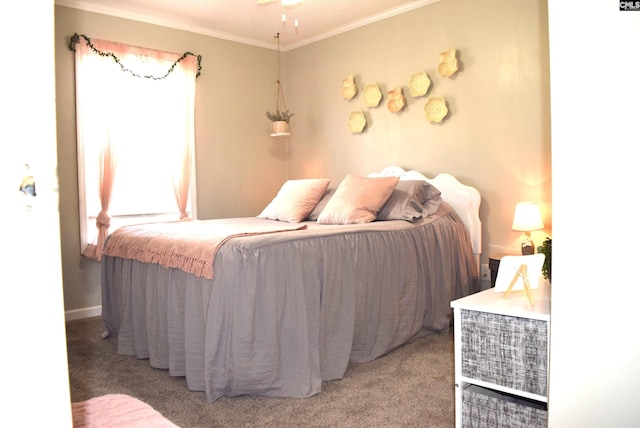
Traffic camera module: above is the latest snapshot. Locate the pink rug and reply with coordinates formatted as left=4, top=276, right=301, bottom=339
left=72, top=394, right=178, bottom=427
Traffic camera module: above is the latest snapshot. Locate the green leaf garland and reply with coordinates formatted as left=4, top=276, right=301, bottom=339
left=68, top=33, right=202, bottom=79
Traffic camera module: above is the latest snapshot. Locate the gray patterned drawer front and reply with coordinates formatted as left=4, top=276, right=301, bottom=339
left=462, top=385, right=547, bottom=428
left=460, top=309, right=547, bottom=396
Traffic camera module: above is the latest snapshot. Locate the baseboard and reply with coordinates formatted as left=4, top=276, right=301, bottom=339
left=66, top=305, right=101, bottom=322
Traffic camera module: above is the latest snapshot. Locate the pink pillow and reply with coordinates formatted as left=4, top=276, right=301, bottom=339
left=258, top=179, right=330, bottom=223
left=316, top=174, right=400, bottom=224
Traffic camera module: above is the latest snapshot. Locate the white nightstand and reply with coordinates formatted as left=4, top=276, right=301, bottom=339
left=451, top=284, right=550, bottom=427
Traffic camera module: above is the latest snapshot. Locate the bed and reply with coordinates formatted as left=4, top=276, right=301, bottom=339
left=101, top=166, right=482, bottom=402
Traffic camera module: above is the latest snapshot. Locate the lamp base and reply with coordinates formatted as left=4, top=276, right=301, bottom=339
left=520, top=233, right=535, bottom=255
left=521, top=242, right=535, bottom=255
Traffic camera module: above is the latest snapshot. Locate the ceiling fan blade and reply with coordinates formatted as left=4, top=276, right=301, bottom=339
left=257, top=0, right=302, bottom=5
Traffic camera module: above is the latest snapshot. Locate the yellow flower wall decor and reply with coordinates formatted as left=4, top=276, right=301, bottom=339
left=363, top=84, right=383, bottom=108
left=408, top=71, right=431, bottom=98
left=438, top=48, right=459, bottom=78
left=348, top=111, right=367, bottom=133
left=387, top=87, right=406, bottom=113
left=342, top=75, right=357, bottom=100
left=424, top=97, right=448, bottom=123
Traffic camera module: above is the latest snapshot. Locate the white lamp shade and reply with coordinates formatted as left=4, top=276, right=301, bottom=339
left=512, top=201, right=544, bottom=232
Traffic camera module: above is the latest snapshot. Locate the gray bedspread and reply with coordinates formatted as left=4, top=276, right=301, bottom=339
left=101, top=202, right=478, bottom=402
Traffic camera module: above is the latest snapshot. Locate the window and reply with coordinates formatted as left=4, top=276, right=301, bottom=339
left=71, top=35, right=201, bottom=259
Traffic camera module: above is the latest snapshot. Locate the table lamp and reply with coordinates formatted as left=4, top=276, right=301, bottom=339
left=512, top=201, right=544, bottom=255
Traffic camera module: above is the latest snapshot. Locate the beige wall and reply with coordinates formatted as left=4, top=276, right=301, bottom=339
left=286, top=0, right=551, bottom=260
left=55, top=6, right=288, bottom=311
left=56, top=0, right=551, bottom=313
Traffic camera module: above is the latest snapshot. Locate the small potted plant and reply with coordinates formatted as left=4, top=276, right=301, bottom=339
left=266, top=110, right=294, bottom=135
left=537, top=237, right=552, bottom=282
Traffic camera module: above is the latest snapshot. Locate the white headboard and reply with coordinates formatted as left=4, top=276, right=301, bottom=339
left=370, top=166, right=482, bottom=263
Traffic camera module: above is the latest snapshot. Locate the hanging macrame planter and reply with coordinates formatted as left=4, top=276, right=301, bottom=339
left=266, top=33, right=294, bottom=138
left=272, top=117, right=290, bottom=136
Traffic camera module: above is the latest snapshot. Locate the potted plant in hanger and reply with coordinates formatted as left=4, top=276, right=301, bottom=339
left=267, top=34, right=294, bottom=138
left=266, top=109, right=294, bottom=136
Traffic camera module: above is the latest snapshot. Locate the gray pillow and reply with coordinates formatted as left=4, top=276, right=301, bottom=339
left=306, top=188, right=335, bottom=221
left=377, top=180, right=441, bottom=221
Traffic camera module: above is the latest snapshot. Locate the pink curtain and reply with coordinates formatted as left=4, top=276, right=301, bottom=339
left=172, top=54, right=198, bottom=220
left=74, top=36, right=199, bottom=260
left=83, top=139, right=117, bottom=260
left=174, top=139, right=193, bottom=220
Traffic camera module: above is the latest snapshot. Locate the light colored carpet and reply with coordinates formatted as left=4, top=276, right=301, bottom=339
left=66, top=316, right=455, bottom=427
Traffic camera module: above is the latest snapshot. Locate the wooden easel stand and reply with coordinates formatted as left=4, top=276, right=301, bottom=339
left=503, top=263, right=535, bottom=306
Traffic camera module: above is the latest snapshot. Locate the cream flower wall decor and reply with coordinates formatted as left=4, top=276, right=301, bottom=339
left=342, top=75, right=357, bottom=100
left=408, top=71, right=431, bottom=98
left=387, top=87, right=406, bottom=113
left=438, top=48, right=459, bottom=78
left=342, top=47, right=461, bottom=131
left=363, top=84, right=382, bottom=108
left=348, top=111, right=367, bottom=133
left=424, top=96, right=448, bottom=123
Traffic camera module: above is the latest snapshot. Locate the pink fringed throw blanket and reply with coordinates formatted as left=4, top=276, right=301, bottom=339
left=103, top=218, right=306, bottom=279
left=72, top=394, right=178, bottom=427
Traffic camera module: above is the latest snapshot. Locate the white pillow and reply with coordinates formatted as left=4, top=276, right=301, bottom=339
left=258, top=179, right=330, bottom=223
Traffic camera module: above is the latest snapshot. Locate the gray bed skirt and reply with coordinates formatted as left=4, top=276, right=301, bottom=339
left=102, top=207, right=478, bottom=402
